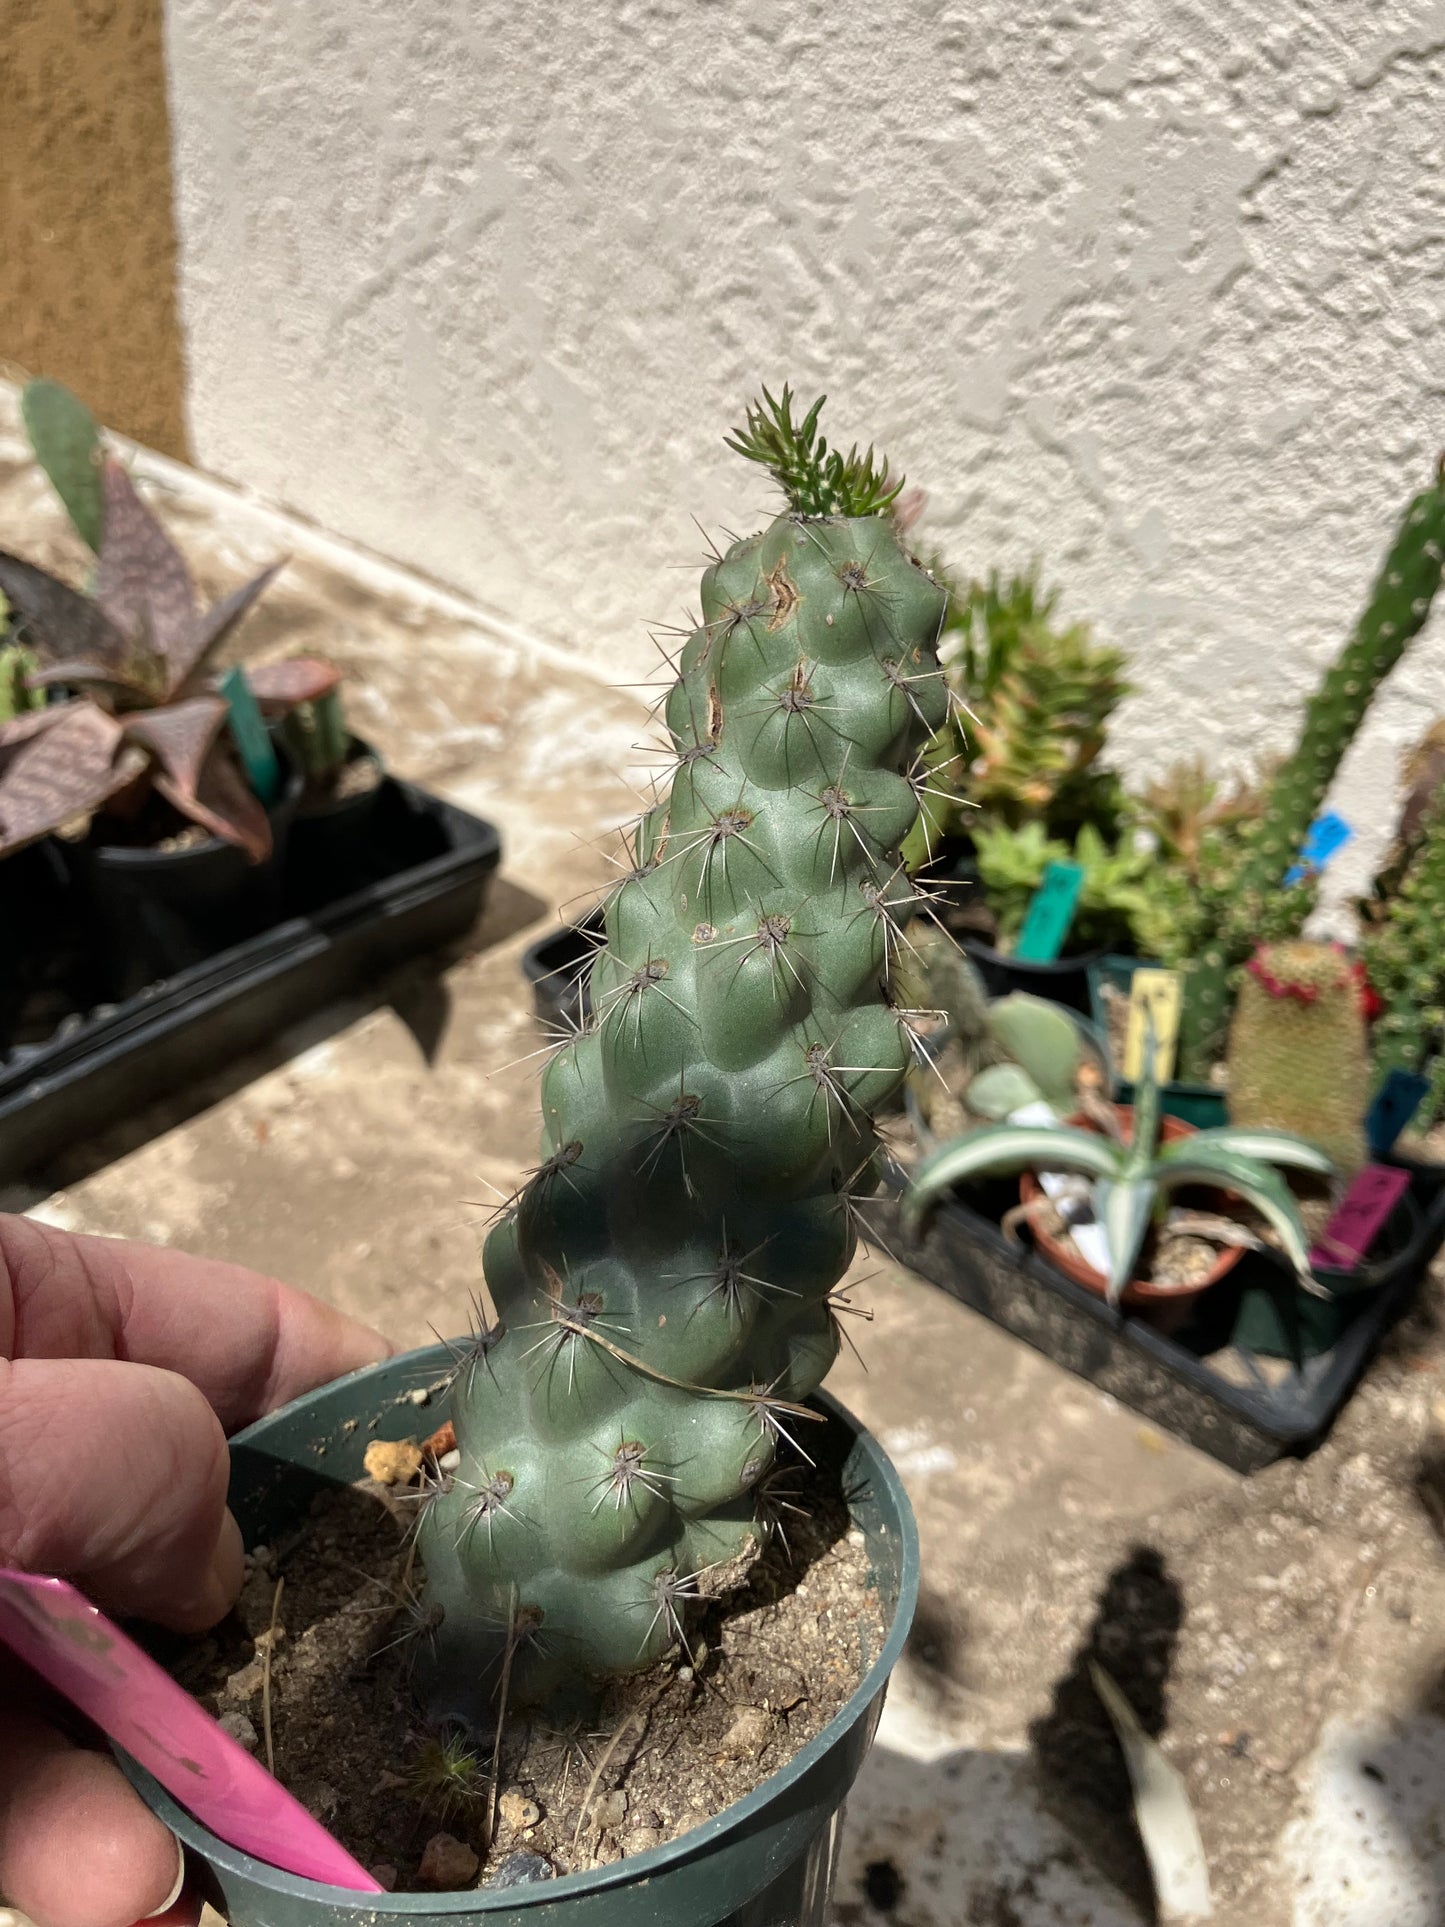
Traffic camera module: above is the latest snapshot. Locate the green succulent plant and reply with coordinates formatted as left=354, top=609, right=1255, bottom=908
left=414, top=391, right=951, bottom=1719
left=902, top=565, right=1129, bottom=865
left=1176, top=457, right=1445, bottom=1075
left=972, top=819, right=1154, bottom=955
left=1364, top=761, right=1445, bottom=1130
left=966, top=992, right=1096, bottom=1120
left=902, top=1031, right=1332, bottom=1305
left=0, top=379, right=339, bottom=860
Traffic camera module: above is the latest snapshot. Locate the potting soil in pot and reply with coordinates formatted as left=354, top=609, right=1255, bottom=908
left=153, top=1442, right=883, bottom=1895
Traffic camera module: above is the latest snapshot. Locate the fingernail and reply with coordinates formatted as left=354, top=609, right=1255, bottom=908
left=140, top=1832, right=186, bottom=1917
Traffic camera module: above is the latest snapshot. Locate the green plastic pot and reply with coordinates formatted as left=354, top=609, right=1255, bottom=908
left=1229, top=1180, right=1423, bottom=1360
left=1087, top=955, right=1228, bottom=1129
left=119, top=1343, right=918, bottom=1927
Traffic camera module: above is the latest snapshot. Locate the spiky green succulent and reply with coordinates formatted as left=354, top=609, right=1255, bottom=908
left=1177, top=458, right=1445, bottom=1075
left=903, top=1034, right=1332, bottom=1305
left=971, top=819, right=1155, bottom=956
left=1226, top=943, right=1369, bottom=1180
left=1364, top=766, right=1445, bottom=1129
left=416, top=396, right=948, bottom=1718
left=901, top=565, right=1128, bottom=866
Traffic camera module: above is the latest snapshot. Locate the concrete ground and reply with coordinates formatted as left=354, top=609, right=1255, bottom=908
left=6, top=387, right=1445, bottom=1926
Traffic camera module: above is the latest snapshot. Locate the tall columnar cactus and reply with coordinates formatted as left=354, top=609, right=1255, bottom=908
left=417, top=392, right=949, bottom=1720
left=1364, top=770, right=1445, bottom=1128
left=1226, top=943, right=1369, bottom=1181
left=1179, top=458, right=1445, bottom=1075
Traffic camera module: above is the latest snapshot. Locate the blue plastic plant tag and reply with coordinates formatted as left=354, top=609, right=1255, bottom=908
left=220, top=665, right=281, bottom=806
left=1014, top=861, right=1084, bottom=963
left=1284, top=810, right=1352, bottom=885
left=1365, top=1068, right=1430, bottom=1157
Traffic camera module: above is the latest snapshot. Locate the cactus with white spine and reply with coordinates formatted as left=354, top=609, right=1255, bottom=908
left=417, top=392, right=950, bottom=1719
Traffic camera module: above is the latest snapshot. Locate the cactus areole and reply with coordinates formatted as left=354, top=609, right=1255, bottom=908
left=417, top=392, right=949, bottom=1721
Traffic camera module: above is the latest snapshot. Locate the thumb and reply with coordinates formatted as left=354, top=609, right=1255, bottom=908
left=0, top=1356, right=243, bottom=1631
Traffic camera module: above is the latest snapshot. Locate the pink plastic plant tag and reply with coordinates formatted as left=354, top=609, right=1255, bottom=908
left=1307, top=1163, right=1411, bottom=1273
left=0, top=1567, right=383, bottom=1892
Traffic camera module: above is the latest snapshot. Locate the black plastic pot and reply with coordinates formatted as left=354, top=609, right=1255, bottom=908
left=0, top=837, right=70, bottom=1031
left=286, top=737, right=389, bottom=903
left=119, top=1344, right=918, bottom=1926
left=958, top=933, right=1105, bottom=1017
left=521, top=909, right=602, bottom=1032
left=68, top=762, right=305, bottom=1001
left=0, top=785, right=500, bottom=1182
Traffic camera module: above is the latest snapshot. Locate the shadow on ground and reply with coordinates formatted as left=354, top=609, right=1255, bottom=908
left=0, top=874, right=546, bottom=1211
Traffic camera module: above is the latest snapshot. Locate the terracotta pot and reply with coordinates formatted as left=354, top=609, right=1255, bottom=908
left=1019, top=1104, right=1244, bottom=1322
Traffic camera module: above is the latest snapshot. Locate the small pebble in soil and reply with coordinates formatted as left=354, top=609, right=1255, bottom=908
left=223, top=1659, right=264, bottom=1700
left=720, top=1707, right=772, bottom=1759
left=363, top=1438, right=423, bottom=1485
left=590, top=1789, right=627, bottom=1830
left=486, top=1850, right=556, bottom=1889
left=368, top=1863, right=398, bottom=1891
left=622, top=1828, right=662, bottom=1856
left=498, top=1790, right=541, bottom=1831
left=217, top=1711, right=258, bottom=1752
left=418, top=1832, right=480, bottom=1890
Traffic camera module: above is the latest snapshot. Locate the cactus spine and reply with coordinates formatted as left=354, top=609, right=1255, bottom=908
left=1179, top=459, right=1445, bottom=1076
left=1226, top=943, right=1369, bottom=1180
left=417, top=393, right=949, bottom=1719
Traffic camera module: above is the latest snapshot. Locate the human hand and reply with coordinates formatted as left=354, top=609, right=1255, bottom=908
left=0, top=1215, right=392, bottom=1927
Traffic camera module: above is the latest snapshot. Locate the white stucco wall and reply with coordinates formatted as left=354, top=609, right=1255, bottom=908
left=164, top=0, right=1445, bottom=895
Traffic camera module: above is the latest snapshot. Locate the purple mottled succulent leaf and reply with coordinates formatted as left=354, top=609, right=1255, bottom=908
left=170, top=560, right=288, bottom=695
left=95, top=460, right=197, bottom=683
left=0, top=707, right=69, bottom=752
left=123, top=696, right=272, bottom=861
left=245, top=654, right=342, bottom=715
left=0, top=702, right=145, bottom=856
left=0, top=550, right=133, bottom=674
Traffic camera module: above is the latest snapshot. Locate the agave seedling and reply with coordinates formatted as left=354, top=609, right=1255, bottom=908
left=902, top=1027, right=1334, bottom=1305
left=0, top=426, right=337, bottom=859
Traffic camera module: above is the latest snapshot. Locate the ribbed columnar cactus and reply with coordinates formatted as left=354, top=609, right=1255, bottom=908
left=417, top=392, right=949, bottom=1720
left=1179, top=458, right=1445, bottom=1075
left=1365, top=770, right=1445, bottom=1126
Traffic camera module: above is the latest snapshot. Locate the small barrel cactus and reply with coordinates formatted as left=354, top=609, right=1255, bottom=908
left=1226, top=943, right=1369, bottom=1180
left=417, top=391, right=951, bottom=1719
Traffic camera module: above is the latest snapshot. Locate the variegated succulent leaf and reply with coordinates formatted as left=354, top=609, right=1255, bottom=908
left=121, top=697, right=274, bottom=862
left=0, top=703, right=146, bottom=856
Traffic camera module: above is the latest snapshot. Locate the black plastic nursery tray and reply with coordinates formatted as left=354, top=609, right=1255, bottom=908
left=868, top=1162, right=1445, bottom=1474
left=0, top=781, right=500, bottom=1184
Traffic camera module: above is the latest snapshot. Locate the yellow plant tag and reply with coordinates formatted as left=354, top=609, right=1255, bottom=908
left=1122, top=968, right=1182, bottom=1084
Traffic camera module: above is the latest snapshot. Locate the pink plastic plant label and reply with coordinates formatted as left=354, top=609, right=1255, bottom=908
left=0, top=1567, right=383, bottom=1892
left=1308, top=1163, right=1411, bottom=1273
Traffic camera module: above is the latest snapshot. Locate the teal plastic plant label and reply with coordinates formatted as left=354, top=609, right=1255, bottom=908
left=220, top=664, right=281, bottom=805
left=1284, top=810, right=1352, bottom=885
left=1365, top=1068, right=1430, bottom=1156
left=1014, top=861, right=1084, bottom=963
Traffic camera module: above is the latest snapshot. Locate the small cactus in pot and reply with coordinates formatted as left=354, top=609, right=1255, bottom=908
left=902, top=1032, right=1334, bottom=1306
left=415, top=389, right=953, bottom=1719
